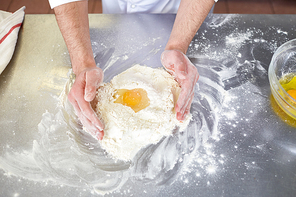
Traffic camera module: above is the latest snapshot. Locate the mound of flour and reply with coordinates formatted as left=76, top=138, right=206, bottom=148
left=94, top=65, right=192, bottom=161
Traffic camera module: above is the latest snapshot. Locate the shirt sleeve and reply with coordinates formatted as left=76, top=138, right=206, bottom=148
left=48, top=0, right=84, bottom=9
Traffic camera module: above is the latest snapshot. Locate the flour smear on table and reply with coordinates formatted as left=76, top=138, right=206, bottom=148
left=0, top=14, right=291, bottom=196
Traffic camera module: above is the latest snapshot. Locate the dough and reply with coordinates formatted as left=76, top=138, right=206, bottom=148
left=94, top=65, right=191, bottom=161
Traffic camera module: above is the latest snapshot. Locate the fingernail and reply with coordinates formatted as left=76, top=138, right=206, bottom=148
left=84, top=93, right=92, bottom=101
left=96, top=131, right=104, bottom=140
left=96, top=124, right=103, bottom=131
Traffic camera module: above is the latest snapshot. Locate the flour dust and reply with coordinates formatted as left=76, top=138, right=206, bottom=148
left=0, top=14, right=292, bottom=196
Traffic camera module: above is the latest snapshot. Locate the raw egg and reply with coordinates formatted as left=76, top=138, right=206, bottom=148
left=280, top=74, right=296, bottom=104
left=287, top=89, right=296, bottom=101
left=114, top=88, right=150, bottom=112
left=270, top=94, right=296, bottom=127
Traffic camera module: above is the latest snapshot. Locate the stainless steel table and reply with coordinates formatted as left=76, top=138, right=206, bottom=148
left=0, top=13, right=296, bottom=197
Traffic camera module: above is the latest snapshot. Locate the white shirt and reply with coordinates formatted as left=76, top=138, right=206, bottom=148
left=48, top=0, right=217, bottom=14
left=49, top=0, right=180, bottom=13
left=102, top=0, right=181, bottom=14
left=49, top=0, right=82, bottom=9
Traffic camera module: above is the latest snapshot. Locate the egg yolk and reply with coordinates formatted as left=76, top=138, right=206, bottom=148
left=280, top=74, right=296, bottom=105
left=123, top=90, right=141, bottom=106
left=287, top=89, right=296, bottom=101
left=270, top=95, right=296, bottom=127
left=114, top=88, right=150, bottom=113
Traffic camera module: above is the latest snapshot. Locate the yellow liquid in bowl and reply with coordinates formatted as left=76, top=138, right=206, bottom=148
left=279, top=73, right=296, bottom=102
left=270, top=94, right=296, bottom=127
left=270, top=73, right=296, bottom=125
left=277, top=73, right=296, bottom=119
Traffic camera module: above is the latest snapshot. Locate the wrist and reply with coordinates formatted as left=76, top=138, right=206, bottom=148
left=71, top=56, right=97, bottom=76
left=164, top=46, right=187, bottom=55
left=165, top=41, right=189, bottom=54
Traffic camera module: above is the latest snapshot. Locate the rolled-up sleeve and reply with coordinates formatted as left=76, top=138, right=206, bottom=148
left=48, top=0, right=84, bottom=9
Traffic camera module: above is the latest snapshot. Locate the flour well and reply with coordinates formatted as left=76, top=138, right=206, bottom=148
left=94, top=65, right=191, bottom=161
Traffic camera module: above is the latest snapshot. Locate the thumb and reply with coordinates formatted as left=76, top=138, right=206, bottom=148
left=161, top=50, right=174, bottom=71
left=84, top=68, right=104, bottom=102
left=161, top=50, right=187, bottom=79
left=174, top=54, right=187, bottom=80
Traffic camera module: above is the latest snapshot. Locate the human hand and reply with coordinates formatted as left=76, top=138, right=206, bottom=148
left=161, top=50, right=199, bottom=121
left=68, top=67, right=104, bottom=140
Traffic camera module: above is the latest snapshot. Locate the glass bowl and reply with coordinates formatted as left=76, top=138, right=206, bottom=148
left=269, top=39, right=296, bottom=120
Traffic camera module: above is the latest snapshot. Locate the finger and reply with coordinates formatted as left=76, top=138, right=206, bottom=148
left=76, top=91, right=104, bottom=131
left=175, top=88, right=186, bottom=113
left=71, top=70, right=104, bottom=132
left=181, top=53, right=199, bottom=82
left=177, top=90, right=194, bottom=120
left=181, top=93, right=194, bottom=120
left=176, top=79, right=194, bottom=112
left=174, top=52, right=188, bottom=80
left=190, top=64, right=199, bottom=84
left=71, top=98, right=100, bottom=135
left=94, top=130, right=104, bottom=140
left=84, top=69, right=103, bottom=102
left=79, top=112, right=104, bottom=140
left=68, top=92, right=84, bottom=117
left=70, top=95, right=103, bottom=133
left=176, top=66, right=198, bottom=115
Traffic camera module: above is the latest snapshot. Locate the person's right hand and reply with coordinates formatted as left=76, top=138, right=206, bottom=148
left=68, top=67, right=104, bottom=140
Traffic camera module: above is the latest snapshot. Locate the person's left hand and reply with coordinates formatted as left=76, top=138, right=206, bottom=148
left=161, top=50, right=199, bottom=121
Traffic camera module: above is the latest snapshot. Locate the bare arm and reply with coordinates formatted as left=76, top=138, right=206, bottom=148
left=165, top=0, right=214, bottom=54
left=54, top=1, right=104, bottom=140
left=54, top=0, right=95, bottom=74
left=162, top=0, right=214, bottom=120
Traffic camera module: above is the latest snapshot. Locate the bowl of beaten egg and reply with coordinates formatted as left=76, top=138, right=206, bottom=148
left=269, top=39, right=296, bottom=120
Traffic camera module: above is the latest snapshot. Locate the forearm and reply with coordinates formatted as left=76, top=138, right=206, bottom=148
left=165, top=0, right=214, bottom=54
left=54, top=0, right=96, bottom=75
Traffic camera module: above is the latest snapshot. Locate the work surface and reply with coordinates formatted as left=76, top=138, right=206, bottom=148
left=0, top=14, right=296, bottom=197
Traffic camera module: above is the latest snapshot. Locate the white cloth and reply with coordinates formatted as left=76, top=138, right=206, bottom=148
left=49, top=0, right=217, bottom=13
left=102, top=0, right=180, bottom=14
left=0, top=6, right=25, bottom=75
left=48, top=0, right=180, bottom=13
left=49, top=0, right=82, bottom=9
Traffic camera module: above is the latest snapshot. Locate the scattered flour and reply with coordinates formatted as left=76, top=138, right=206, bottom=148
left=225, top=31, right=253, bottom=49
left=0, top=15, right=291, bottom=196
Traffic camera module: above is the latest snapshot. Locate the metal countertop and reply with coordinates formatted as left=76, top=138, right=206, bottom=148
left=0, top=14, right=296, bottom=196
